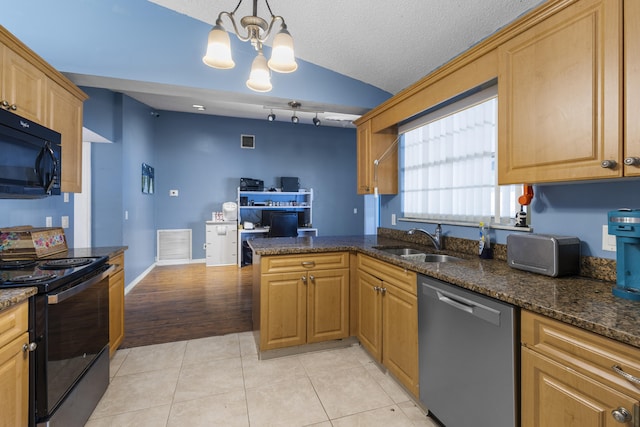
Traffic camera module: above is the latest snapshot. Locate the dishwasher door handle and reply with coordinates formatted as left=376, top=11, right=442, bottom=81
left=425, top=283, right=502, bottom=326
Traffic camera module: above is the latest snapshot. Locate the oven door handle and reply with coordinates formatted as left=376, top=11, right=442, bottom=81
left=48, top=264, right=115, bottom=305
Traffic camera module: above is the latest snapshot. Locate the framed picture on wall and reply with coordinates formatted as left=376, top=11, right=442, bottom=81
left=142, top=163, right=154, bottom=194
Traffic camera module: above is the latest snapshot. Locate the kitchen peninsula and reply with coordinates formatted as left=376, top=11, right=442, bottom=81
left=249, top=233, right=640, bottom=349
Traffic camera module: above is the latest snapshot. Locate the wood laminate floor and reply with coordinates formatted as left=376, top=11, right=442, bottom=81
left=120, top=263, right=253, bottom=348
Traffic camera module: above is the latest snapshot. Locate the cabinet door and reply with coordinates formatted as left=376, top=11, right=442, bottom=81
left=0, top=332, right=29, bottom=427
left=522, top=347, right=639, bottom=427
left=47, top=80, right=83, bottom=193
left=109, top=268, right=125, bottom=357
left=382, top=284, right=419, bottom=397
left=624, top=0, right=640, bottom=176
left=0, top=44, right=46, bottom=123
left=307, top=268, right=349, bottom=344
left=357, top=120, right=373, bottom=194
left=356, top=269, right=382, bottom=362
left=498, top=0, right=622, bottom=184
left=260, top=272, right=306, bottom=350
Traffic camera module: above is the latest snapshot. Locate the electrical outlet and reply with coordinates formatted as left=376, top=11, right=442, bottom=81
left=61, top=216, right=69, bottom=229
left=602, top=225, right=616, bottom=252
left=391, top=213, right=397, bottom=225
left=353, top=208, right=357, bottom=214
left=45, top=216, right=52, bottom=227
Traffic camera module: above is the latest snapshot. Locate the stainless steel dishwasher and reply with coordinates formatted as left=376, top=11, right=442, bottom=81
left=418, top=274, right=518, bottom=427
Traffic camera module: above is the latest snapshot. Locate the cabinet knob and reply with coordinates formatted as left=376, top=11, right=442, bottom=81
left=309, top=275, right=315, bottom=283
left=380, top=287, right=387, bottom=295
left=601, top=159, right=617, bottom=169
left=624, top=157, right=640, bottom=166
left=611, top=407, right=632, bottom=423
left=22, top=342, right=37, bottom=353
left=373, top=286, right=380, bottom=292
left=301, top=276, right=307, bottom=284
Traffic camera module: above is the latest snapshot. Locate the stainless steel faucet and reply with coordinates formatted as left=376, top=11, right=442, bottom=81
left=407, top=224, right=442, bottom=250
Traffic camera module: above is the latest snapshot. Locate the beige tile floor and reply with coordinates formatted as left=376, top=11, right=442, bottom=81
left=85, top=332, right=438, bottom=427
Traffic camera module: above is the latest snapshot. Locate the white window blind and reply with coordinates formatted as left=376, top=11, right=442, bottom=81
left=400, top=86, right=518, bottom=225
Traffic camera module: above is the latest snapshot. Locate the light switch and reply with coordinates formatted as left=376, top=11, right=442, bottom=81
left=61, top=216, right=69, bottom=229
left=602, top=225, right=616, bottom=252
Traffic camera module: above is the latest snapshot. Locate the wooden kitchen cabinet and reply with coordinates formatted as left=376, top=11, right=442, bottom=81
left=108, top=251, right=125, bottom=356
left=259, top=252, right=350, bottom=351
left=356, top=254, right=418, bottom=396
left=521, top=310, right=640, bottom=427
left=0, top=42, right=46, bottom=123
left=0, top=25, right=87, bottom=193
left=0, top=301, right=30, bottom=427
left=498, top=0, right=623, bottom=184
left=47, top=80, right=84, bottom=193
left=356, top=119, right=398, bottom=195
left=624, top=0, right=640, bottom=177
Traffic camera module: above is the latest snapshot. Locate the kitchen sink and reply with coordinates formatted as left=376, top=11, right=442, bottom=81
left=374, top=247, right=425, bottom=256
left=374, top=246, right=463, bottom=263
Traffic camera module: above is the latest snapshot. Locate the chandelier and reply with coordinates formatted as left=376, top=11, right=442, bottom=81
left=202, top=0, right=298, bottom=93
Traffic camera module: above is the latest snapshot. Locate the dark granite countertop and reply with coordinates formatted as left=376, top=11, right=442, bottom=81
left=248, top=235, right=640, bottom=350
left=0, top=246, right=127, bottom=312
left=0, top=287, right=36, bottom=312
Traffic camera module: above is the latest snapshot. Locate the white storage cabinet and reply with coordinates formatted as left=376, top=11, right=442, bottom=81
left=205, top=221, right=237, bottom=266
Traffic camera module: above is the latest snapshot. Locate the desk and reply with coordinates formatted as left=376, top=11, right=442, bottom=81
left=238, top=227, right=318, bottom=266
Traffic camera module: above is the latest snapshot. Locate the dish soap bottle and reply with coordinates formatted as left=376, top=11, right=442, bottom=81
left=479, top=222, right=493, bottom=259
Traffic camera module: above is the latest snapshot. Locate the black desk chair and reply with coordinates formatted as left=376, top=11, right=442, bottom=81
left=268, top=212, right=298, bottom=237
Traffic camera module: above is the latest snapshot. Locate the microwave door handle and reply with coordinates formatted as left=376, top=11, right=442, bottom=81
left=35, top=141, right=57, bottom=194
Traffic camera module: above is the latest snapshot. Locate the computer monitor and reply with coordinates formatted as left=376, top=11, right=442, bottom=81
left=262, top=210, right=308, bottom=228
left=268, top=212, right=298, bottom=237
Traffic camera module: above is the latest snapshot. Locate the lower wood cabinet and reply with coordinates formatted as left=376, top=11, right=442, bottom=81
left=108, top=251, right=125, bottom=357
left=521, top=310, right=640, bottom=427
left=259, top=252, right=350, bottom=351
left=356, top=254, right=418, bottom=397
left=0, top=301, right=29, bottom=427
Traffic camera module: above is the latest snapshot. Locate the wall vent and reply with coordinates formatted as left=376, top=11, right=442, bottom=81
left=157, top=229, right=192, bottom=264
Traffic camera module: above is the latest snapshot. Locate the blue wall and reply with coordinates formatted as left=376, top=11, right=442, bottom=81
left=152, top=111, right=362, bottom=259
left=379, top=179, right=640, bottom=259
left=0, top=196, right=74, bottom=243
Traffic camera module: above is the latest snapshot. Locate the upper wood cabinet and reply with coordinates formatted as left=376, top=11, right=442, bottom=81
left=47, top=81, right=84, bottom=193
left=0, top=42, right=47, bottom=124
left=498, top=0, right=623, bottom=184
left=624, top=0, right=640, bottom=177
left=356, top=120, right=398, bottom=195
left=0, top=25, right=87, bottom=193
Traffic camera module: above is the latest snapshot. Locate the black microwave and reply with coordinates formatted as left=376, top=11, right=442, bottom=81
left=0, top=108, right=61, bottom=198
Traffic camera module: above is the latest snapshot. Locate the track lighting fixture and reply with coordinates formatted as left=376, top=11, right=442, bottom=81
left=313, top=113, right=321, bottom=127
left=289, top=101, right=300, bottom=124
left=267, top=109, right=276, bottom=122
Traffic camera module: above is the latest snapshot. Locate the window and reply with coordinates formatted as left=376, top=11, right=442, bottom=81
left=400, top=86, right=518, bottom=225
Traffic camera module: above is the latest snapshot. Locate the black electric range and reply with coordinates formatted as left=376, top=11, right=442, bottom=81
left=0, top=256, right=109, bottom=292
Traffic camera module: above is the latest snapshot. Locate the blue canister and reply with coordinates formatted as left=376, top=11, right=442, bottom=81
left=608, top=209, right=640, bottom=301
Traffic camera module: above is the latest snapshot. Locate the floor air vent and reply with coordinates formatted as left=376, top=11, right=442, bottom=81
left=157, top=229, right=192, bottom=264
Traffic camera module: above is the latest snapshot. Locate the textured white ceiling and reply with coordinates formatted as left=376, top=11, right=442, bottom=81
left=149, top=0, right=545, bottom=94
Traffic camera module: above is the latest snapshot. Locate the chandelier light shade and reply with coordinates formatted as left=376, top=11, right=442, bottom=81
left=202, top=23, right=235, bottom=69
left=202, top=0, right=298, bottom=92
left=246, top=50, right=272, bottom=92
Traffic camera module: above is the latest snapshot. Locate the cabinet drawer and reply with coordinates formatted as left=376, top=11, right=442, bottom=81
left=109, top=252, right=125, bottom=274
left=261, top=252, right=349, bottom=274
left=357, top=254, right=417, bottom=295
left=522, top=310, right=640, bottom=400
left=0, top=302, right=28, bottom=349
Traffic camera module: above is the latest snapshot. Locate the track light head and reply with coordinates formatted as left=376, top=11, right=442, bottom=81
left=313, top=114, right=321, bottom=127
left=291, top=114, right=299, bottom=124
left=267, top=109, right=276, bottom=122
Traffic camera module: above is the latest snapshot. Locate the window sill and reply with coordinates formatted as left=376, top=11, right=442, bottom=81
left=398, top=217, right=533, bottom=232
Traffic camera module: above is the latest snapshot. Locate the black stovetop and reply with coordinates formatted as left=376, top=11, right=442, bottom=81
left=0, top=256, right=108, bottom=292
